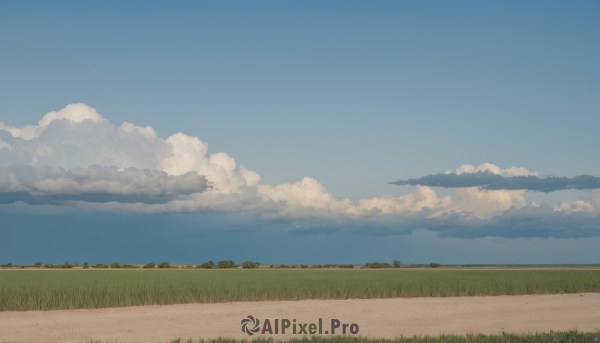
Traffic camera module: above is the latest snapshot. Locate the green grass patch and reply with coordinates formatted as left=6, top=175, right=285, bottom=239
left=1, top=269, right=599, bottom=311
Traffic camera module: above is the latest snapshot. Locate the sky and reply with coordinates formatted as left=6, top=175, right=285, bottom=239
left=0, top=1, right=599, bottom=265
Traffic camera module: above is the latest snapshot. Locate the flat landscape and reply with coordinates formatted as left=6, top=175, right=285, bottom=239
left=3, top=1, right=599, bottom=342
left=1, top=269, right=600, bottom=311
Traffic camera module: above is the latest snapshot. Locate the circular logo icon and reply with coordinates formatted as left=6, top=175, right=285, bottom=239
left=241, top=315, right=261, bottom=336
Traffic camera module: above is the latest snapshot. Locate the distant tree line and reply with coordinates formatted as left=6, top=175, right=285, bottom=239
left=43, top=261, right=74, bottom=269
left=1, top=259, right=446, bottom=269
left=196, top=260, right=237, bottom=269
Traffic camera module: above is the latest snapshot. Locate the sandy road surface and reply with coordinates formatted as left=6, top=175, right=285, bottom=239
left=1, top=294, right=599, bottom=343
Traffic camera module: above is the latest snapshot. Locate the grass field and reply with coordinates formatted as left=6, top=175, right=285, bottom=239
left=1, top=269, right=599, bottom=311
left=121, top=332, right=600, bottom=343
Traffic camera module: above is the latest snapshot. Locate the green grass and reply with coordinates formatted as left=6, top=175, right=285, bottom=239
left=91, top=332, right=600, bottom=343
left=1, top=269, right=599, bottom=311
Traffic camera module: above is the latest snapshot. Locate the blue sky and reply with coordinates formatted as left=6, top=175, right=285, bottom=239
left=1, top=1, right=599, bottom=264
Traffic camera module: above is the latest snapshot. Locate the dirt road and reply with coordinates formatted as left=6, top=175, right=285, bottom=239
left=1, top=293, right=599, bottom=343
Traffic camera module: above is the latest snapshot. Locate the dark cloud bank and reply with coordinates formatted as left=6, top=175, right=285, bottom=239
left=0, top=164, right=210, bottom=205
left=282, top=203, right=600, bottom=239
left=391, top=171, right=600, bottom=192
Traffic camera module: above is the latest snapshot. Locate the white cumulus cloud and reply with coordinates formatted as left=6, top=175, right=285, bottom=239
left=0, top=104, right=597, bottom=235
left=452, top=163, right=538, bottom=177
left=452, top=188, right=526, bottom=218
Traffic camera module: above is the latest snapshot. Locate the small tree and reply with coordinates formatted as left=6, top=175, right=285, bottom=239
left=217, top=260, right=235, bottom=268
left=34, top=262, right=42, bottom=268
left=143, top=262, right=156, bottom=269
left=158, top=262, right=170, bottom=268
left=430, top=263, right=441, bottom=268
left=393, top=260, right=401, bottom=268
left=111, top=262, right=121, bottom=269
left=83, top=262, right=89, bottom=268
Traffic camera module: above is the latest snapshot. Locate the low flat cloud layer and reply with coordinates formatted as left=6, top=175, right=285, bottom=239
left=391, top=172, right=600, bottom=192
left=1, top=104, right=598, bottom=239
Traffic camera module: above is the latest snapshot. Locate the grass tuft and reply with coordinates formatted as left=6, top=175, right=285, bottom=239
left=96, top=332, right=600, bottom=343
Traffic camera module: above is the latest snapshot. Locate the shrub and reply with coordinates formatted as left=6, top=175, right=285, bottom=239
left=198, top=261, right=216, bottom=269
left=44, top=264, right=54, bottom=268
left=111, top=262, right=121, bottom=269
left=143, top=262, right=156, bottom=269
left=121, top=264, right=138, bottom=268
left=291, top=264, right=309, bottom=269
left=339, top=264, right=354, bottom=268
left=393, top=260, right=401, bottom=268
left=430, top=263, right=441, bottom=268
left=217, top=260, right=235, bottom=269
left=242, top=261, right=260, bottom=269
left=312, top=264, right=323, bottom=268
left=83, top=262, right=89, bottom=268
left=55, top=262, right=73, bottom=269
left=34, top=262, right=42, bottom=268
left=1, top=262, right=13, bottom=268
left=93, top=264, right=109, bottom=268
left=158, top=262, right=171, bottom=269
left=278, top=264, right=290, bottom=268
